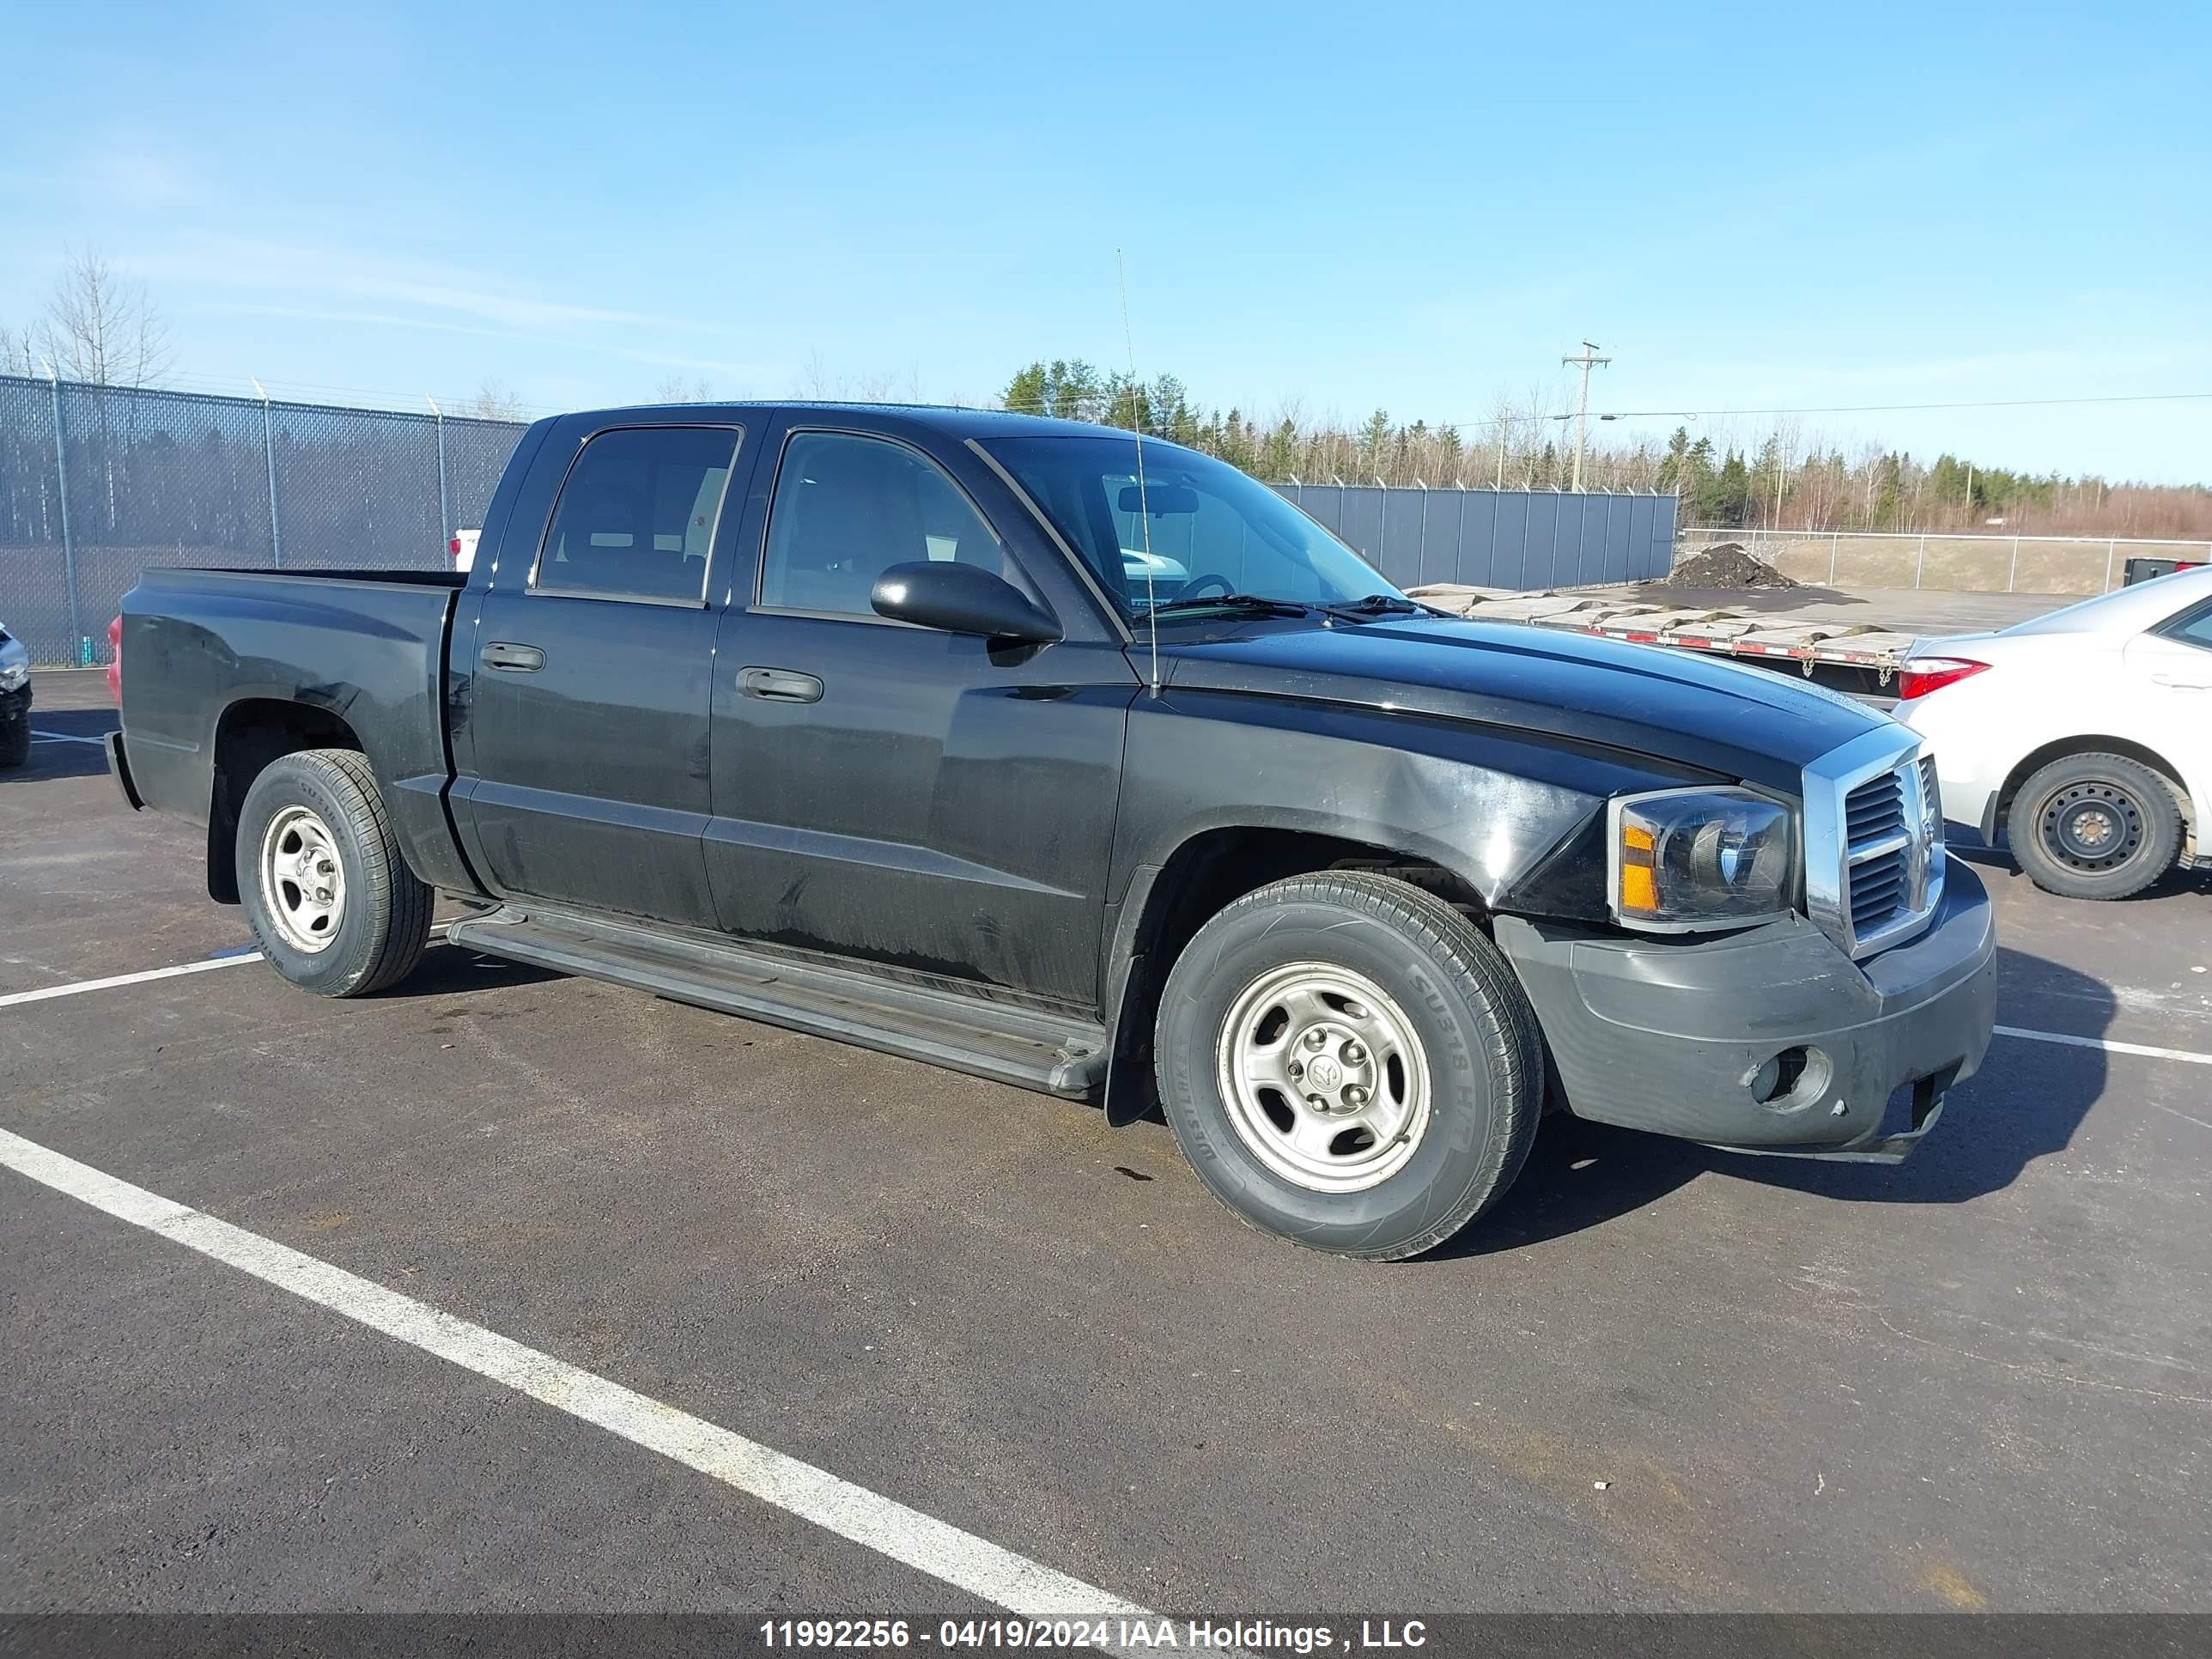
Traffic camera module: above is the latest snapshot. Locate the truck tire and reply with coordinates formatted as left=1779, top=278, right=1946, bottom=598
left=2008, top=752, right=2181, bottom=902
left=234, top=748, right=432, bottom=997
left=0, top=718, right=27, bottom=769
left=1154, top=872, right=1542, bottom=1261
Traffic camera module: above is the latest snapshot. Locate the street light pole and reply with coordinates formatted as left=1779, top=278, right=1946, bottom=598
left=1561, top=340, right=1613, bottom=492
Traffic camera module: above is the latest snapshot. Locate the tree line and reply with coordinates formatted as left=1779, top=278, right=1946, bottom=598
left=1000, top=358, right=2212, bottom=542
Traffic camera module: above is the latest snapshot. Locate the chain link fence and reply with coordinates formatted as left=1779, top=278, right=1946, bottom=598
left=0, top=374, right=529, bottom=665
left=1679, top=526, right=2212, bottom=596
left=1, top=372, right=1685, bottom=666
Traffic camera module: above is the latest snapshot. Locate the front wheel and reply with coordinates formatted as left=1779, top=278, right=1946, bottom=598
left=2008, top=752, right=2181, bottom=901
left=1154, top=872, right=1543, bottom=1261
left=235, top=748, right=433, bottom=996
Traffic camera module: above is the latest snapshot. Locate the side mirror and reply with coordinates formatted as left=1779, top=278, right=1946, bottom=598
left=871, top=562, right=1062, bottom=645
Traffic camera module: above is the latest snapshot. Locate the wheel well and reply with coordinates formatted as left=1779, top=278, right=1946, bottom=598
left=206, top=700, right=363, bottom=903
left=1994, top=736, right=2193, bottom=849
left=1103, top=827, right=1483, bottom=1124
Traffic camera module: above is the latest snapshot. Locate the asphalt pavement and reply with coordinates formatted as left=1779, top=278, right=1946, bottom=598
left=4, top=668, right=2209, bottom=1621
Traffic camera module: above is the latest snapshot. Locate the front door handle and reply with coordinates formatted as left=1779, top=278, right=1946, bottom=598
left=481, top=641, right=545, bottom=672
left=2151, top=673, right=2209, bottom=690
left=738, top=666, right=824, bottom=703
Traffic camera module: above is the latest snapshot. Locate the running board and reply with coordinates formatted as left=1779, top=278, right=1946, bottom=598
left=444, top=905, right=1109, bottom=1100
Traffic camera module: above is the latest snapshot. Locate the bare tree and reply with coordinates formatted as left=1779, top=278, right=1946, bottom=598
left=652, top=374, right=715, bottom=403
left=853, top=368, right=902, bottom=404
left=37, top=246, right=174, bottom=387
left=460, top=380, right=528, bottom=421
left=796, top=348, right=838, bottom=400
left=0, top=323, right=39, bottom=378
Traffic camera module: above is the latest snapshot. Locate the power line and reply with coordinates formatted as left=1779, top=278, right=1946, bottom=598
left=1530, top=389, right=2212, bottom=424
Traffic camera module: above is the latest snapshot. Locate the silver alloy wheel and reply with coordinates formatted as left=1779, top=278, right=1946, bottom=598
left=259, top=805, right=346, bottom=953
left=1216, top=961, right=1433, bottom=1194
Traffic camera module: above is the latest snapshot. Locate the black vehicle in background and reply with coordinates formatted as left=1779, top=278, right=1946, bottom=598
left=0, top=622, right=31, bottom=769
left=106, top=404, right=1997, bottom=1259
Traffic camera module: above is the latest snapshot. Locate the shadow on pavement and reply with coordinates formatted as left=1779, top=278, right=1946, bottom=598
left=1449, top=943, right=2111, bottom=1257
left=373, top=941, right=566, bottom=999
left=4, top=705, right=116, bottom=784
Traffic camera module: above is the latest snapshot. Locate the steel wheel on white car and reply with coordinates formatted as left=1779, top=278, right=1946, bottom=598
left=1155, top=871, right=1543, bottom=1261
left=235, top=747, right=432, bottom=996
left=2008, top=751, right=2182, bottom=902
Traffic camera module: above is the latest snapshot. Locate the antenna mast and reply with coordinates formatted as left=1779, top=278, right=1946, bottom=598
left=1117, top=250, right=1161, bottom=696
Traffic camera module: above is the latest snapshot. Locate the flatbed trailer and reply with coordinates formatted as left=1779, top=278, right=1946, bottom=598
left=1408, top=586, right=1922, bottom=699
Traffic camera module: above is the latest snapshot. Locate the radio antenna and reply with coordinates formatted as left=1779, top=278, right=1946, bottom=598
left=1117, top=249, right=1162, bottom=696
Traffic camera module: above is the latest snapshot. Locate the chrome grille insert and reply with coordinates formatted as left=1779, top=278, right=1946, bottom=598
left=1803, top=726, right=1944, bottom=959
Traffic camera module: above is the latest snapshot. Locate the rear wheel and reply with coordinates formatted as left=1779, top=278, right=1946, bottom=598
left=2008, top=752, right=2182, bottom=902
left=1154, top=872, right=1542, bottom=1261
left=235, top=748, right=432, bottom=996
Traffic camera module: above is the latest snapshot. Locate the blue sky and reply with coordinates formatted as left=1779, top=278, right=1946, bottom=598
left=3, top=1, right=2208, bottom=481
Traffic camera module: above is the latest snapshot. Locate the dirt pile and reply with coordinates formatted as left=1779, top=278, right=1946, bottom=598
left=1661, top=542, right=1799, bottom=589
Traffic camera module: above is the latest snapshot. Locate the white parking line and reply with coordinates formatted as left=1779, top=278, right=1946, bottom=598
left=1994, top=1024, right=2212, bottom=1066
left=0, top=927, right=456, bottom=1011
left=0, top=1125, right=1159, bottom=1632
left=0, top=954, right=264, bottom=1009
left=29, top=729, right=107, bottom=744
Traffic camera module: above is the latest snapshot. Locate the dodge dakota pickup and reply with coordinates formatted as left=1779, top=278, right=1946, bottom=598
left=108, top=403, right=1998, bottom=1259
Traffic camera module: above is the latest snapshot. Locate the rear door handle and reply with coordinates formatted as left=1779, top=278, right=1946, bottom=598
left=2152, top=673, right=2210, bottom=690
left=481, top=641, right=545, bottom=672
left=738, top=666, right=824, bottom=703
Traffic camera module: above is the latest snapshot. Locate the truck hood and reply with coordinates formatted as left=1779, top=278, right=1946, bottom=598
left=1160, top=617, right=1888, bottom=792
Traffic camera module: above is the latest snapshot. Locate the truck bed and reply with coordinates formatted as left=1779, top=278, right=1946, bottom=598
left=115, top=567, right=469, bottom=895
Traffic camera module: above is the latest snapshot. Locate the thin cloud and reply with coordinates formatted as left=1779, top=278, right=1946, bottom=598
left=148, top=236, right=748, bottom=341
left=197, top=301, right=765, bottom=379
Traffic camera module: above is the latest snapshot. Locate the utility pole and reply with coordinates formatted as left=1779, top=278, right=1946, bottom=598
left=1561, top=340, right=1612, bottom=492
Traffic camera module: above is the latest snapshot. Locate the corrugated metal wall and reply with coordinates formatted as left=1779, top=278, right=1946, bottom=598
left=1273, top=481, right=1677, bottom=591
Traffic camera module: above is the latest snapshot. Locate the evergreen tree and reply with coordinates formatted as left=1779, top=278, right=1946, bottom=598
left=1000, top=362, right=1049, bottom=415
left=1358, top=410, right=1393, bottom=478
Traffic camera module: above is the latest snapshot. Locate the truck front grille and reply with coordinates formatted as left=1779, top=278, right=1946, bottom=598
left=1804, top=729, right=1945, bottom=959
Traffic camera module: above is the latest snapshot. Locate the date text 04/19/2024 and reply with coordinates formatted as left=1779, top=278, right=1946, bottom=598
left=757, top=1620, right=1429, bottom=1652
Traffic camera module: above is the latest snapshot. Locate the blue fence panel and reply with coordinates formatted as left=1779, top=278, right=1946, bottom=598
left=1413, top=490, right=1460, bottom=586
left=1378, top=485, right=1428, bottom=588
left=1337, top=486, right=1384, bottom=564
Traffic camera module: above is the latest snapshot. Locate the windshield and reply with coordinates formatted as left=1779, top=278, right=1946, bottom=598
left=981, top=434, right=1403, bottom=617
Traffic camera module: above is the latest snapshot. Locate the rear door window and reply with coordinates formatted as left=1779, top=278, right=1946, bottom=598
left=536, top=426, right=739, bottom=603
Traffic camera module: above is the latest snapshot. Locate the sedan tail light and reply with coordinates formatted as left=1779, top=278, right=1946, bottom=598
left=1897, top=657, right=1990, bottom=701
left=106, top=613, right=123, bottom=705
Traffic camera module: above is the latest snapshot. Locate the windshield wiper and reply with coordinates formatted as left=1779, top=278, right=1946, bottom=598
left=1322, top=592, right=1430, bottom=623
left=1141, top=593, right=1316, bottom=620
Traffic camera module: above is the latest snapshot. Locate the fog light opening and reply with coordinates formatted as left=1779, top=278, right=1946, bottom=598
left=1747, top=1046, right=1831, bottom=1114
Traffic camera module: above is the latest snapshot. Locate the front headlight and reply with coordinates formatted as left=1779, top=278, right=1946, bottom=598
left=0, top=653, right=27, bottom=693
left=1609, top=787, right=1796, bottom=931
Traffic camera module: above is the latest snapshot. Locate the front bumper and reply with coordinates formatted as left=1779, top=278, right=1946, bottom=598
left=1493, top=859, right=1997, bottom=1162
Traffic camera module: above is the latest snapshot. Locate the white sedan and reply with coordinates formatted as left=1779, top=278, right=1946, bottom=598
left=1897, top=565, right=2212, bottom=899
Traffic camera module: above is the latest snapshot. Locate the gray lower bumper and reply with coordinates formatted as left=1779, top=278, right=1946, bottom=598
left=1494, top=859, right=1997, bottom=1160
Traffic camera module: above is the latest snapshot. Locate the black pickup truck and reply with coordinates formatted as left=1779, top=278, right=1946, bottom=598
left=109, top=403, right=1998, bottom=1259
